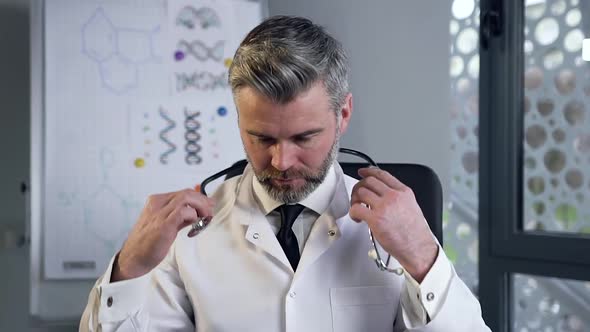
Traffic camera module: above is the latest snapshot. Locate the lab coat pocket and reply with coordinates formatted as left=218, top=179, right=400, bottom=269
left=330, top=286, right=397, bottom=332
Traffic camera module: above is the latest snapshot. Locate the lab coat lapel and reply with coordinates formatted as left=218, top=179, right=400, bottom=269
left=295, top=163, right=351, bottom=279
left=244, top=216, right=293, bottom=271
left=237, top=165, right=294, bottom=272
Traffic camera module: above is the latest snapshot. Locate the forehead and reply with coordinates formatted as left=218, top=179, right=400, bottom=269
left=235, top=83, right=335, bottom=133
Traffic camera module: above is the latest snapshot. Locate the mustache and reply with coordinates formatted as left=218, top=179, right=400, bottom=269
left=258, top=167, right=322, bottom=183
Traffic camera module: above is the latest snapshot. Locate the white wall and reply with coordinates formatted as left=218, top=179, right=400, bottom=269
left=269, top=0, right=451, bottom=196
left=0, top=0, right=450, bottom=330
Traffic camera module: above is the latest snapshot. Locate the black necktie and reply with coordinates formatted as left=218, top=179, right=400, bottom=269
left=275, top=204, right=305, bottom=270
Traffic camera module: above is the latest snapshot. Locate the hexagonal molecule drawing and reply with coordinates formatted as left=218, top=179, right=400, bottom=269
left=82, top=7, right=161, bottom=94
left=58, top=148, right=141, bottom=252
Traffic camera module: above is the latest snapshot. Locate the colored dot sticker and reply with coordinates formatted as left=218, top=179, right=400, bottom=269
left=195, top=184, right=202, bottom=192
left=224, top=58, right=233, bottom=68
left=174, top=51, right=185, bottom=61
left=217, top=106, right=227, bottom=117
left=134, top=158, right=145, bottom=168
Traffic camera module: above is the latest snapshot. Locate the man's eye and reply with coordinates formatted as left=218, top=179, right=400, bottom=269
left=257, top=137, right=274, bottom=144
left=295, top=136, right=312, bottom=143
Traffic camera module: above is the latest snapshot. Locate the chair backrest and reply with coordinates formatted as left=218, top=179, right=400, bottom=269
left=224, top=160, right=443, bottom=245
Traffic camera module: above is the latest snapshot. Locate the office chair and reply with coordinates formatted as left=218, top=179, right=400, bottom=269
left=224, top=160, right=443, bottom=245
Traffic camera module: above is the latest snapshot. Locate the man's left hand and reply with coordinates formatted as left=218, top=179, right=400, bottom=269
left=349, top=167, right=438, bottom=283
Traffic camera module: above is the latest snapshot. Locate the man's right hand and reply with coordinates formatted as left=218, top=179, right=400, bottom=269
left=111, top=189, right=215, bottom=282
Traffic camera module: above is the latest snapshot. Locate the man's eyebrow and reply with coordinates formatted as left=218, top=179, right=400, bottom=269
left=246, top=130, right=269, bottom=137
left=291, top=128, right=323, bottom=138
left=246, top=128, right=324, bottom=138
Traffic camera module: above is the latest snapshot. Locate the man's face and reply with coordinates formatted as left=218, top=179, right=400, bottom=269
left=236, top=82, right=352, bottom=203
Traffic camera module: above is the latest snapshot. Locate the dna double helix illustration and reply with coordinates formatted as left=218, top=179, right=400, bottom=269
left=176, top=6, right=221, bottom=30
left=175, top=40, right=225, bottom=62
left=175, top=71, right=228, bottom=91
left=158, top=107, right=177, bottom=165
left=184, top=109, right=203, bottom=165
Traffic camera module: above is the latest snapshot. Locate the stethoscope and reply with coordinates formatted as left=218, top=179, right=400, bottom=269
left=188, top=147, right=403, bottom=275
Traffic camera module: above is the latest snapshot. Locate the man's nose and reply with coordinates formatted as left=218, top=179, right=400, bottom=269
left=271, top=142, right=296, bottom=171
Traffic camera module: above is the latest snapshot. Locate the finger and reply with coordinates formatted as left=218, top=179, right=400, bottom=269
left=159, top=190, right=187, bottom=207
left=349, top=202, right=372, bottom=223
left=145, top=192, right=175, bottom=211
left=165, top=189, right=215, bottom=219
left=178, top=190, right=216, bottom=211
left=172, top=187, right=216, bottom=204
left=350, top=186, right=381, bottom=208
left=179, top=196, right=215, bottom=220
left=358, top=167, right=407, bottom=191
left=159, top=191, right=184, bottom=216
left=167, top=204, right=201, bottom=231
left=178, top=206, right=200, bottom=230
left=354, top=175, right=391, bottom=196
left=171, top=188, right=215, bottom=205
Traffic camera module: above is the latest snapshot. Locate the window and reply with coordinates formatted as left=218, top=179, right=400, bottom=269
left=478, top=0, right=590, bottom=331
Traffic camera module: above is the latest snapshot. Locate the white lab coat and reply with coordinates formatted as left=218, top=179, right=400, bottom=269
left=80, top=163, right=490, bottom=331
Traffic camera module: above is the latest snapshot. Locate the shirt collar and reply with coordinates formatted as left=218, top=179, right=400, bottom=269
left=252, top=164, right=337, bottom=216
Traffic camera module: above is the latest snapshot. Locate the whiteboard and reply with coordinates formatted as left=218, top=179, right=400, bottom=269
left=30, top=0, right=266, bottom=322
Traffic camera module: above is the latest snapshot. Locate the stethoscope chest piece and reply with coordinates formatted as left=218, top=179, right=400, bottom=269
left=187, top=216, right=212, bottom=238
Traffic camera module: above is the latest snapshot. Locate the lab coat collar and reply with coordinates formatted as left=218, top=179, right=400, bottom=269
left=235, top=164, right=294, bottom=270
left=236, top=162, right=352, bottom=274
left=295, top=162, right=350, bottom=278
left=237, top=162, right=350, bottom=226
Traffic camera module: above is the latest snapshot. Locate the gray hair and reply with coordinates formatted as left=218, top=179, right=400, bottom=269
left=228, top=15, right=349, bottom=115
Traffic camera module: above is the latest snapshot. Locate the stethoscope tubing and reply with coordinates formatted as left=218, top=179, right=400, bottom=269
left=188, top=147, right=402, bottom=274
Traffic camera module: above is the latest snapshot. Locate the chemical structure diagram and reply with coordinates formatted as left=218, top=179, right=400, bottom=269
left=175, top=6, right=221, bottom=30
left=58, top=148, right=141, bottom=253
left=82, top=7, right=161, bottom=94
left=174, top=40, right=225, bottom=62
left=175, top=71, right=229, bottom=91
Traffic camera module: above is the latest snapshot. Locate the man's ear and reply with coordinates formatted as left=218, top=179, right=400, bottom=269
left=338, top=93, right=353, bottom=134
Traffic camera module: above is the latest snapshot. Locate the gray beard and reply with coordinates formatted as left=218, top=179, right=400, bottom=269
left=247, top=136, right=340, bottom=204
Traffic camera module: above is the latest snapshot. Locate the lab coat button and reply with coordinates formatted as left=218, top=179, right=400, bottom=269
left=107, top=296, right=113, bottom=307
left=328, top=229, right=336, bottom=236
left=426, top=292, right=435, bottom=301
left=253, top=233, right=260, bottom=239
left=289, top=291, right=296, bottom=298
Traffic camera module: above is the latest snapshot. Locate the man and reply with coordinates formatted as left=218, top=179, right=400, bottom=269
left=80, top=16, right=490, bottom=331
